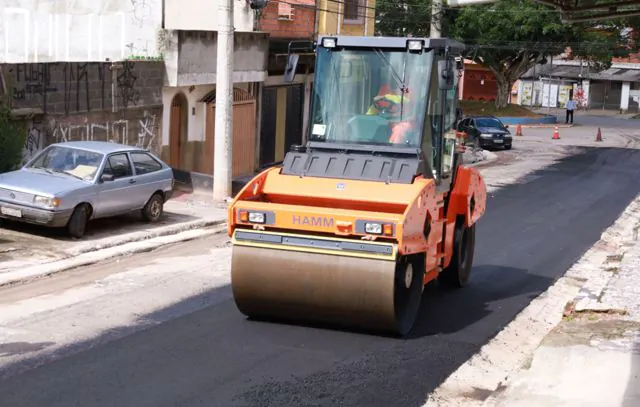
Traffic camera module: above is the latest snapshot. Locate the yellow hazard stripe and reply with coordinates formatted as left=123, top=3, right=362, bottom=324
left=231, top=229, right=398, bottom=261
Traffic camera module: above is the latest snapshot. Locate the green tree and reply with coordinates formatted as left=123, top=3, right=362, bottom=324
left=0, top=88, right=27, bottom=173
left=375, top=0, right=458, bottom=37
left=451, top=0, right=638, bottom=108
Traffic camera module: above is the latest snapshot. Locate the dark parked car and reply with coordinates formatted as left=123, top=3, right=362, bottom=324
left=456, top=115, right=513, bottom=150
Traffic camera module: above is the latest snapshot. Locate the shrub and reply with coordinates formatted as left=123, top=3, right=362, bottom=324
left=0, top=96, right=27, bottom=173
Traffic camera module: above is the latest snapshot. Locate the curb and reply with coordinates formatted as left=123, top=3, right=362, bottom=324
left=518, top=124, right=575, bottom=129
left=0, top=222, right=228, bottom=288
left=424, top=193, right=640, bottom=407
left=67, top=218, right=227, bottom=256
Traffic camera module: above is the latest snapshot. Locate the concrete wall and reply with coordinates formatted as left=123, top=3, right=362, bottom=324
left=162, top=30, right=269, bottom=87
left=317, top=0, right=376, bottom=36
left=164, top=0, right=255, bottom=33
left=7, top=61, right=163, bottom=114
left=0, top=0, right=163, bottom=63
left=4, top=61, right=164, bottom=162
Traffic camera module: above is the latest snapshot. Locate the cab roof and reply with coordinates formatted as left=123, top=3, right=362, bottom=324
left=317, top=35, right=466, bottom=54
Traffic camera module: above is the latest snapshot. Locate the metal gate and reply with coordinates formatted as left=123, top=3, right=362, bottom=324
left=169, top=94, right=186, bottom=168
left=203, top=88, right=257, bottom=178
left=259, top=84, right=304, bottom=167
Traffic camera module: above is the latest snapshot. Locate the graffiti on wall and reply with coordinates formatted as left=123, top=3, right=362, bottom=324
left=8, top=61, right=162, bottom=114
left=136, top=110, right=157, bottom=148
left=19, top=109, right=160, bottom=164
left=117, top=61, right=141, bottom=108
left=21, top=123, right=45, bottom=164
left=50, top=110, right=158, bottom=149
left=9, top=60, right=164, bottom=164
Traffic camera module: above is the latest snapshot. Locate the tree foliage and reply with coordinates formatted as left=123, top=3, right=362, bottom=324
left=0, top=74, right=27, bottom=173
left=452, top=0, right=640, bottom=107
left=375, top=0, right=639, bottom=109
left=375, top=0, right=458, bottom=37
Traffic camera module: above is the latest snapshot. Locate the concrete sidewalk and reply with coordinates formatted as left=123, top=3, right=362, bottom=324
left=0, top=191, right=228, bottom=287
left=483, top=227, right=640, bottom=406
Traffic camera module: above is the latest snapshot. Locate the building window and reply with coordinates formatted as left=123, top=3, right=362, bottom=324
left=344, top=0, right=360, bottom=21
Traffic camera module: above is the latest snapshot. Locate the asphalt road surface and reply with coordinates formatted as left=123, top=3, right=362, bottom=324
left=1, top=146, right=640, bottom=407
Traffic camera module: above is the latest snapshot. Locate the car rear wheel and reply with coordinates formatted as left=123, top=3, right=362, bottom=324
left=67, top=204, right=90, bottom=239
left=142, top=193, right=164, bottom=222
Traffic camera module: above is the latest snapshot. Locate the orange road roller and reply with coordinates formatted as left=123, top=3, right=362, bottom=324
left=227, top=35, right=487, bottom=337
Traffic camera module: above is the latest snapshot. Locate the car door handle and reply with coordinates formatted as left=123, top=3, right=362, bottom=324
left=129, top=179, right=136, bottom=184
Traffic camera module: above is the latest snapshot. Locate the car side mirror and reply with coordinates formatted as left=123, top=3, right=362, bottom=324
left=504, top=124, right=509, bottom=129
left=101, top=174, right=115, bottom=182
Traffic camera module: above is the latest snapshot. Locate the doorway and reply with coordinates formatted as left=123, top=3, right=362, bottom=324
left=203, top=87, right=257, bottom=178
left=169, top=92, right=188, bottom=169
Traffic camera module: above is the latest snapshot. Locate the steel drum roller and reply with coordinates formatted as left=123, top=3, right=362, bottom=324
left=231, top=244, right=424, bottom=335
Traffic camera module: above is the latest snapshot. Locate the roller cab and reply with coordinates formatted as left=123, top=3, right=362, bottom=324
left=228, top=36, right=487, bottom=336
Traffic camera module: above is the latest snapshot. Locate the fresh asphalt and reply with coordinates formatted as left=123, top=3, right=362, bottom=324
left=1, top=146, right=639, bottom=407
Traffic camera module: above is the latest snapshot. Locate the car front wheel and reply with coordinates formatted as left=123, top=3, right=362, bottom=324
left=142, top=193, right=164, bottom=222
left=67, top=204, right=90, bottom=238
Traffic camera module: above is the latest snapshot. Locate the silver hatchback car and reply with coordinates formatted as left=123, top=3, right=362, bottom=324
left=0, top=141, right=174, bottom=238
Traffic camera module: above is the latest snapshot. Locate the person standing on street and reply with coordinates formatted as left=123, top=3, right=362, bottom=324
left=566, top=96, right=577, bottom=124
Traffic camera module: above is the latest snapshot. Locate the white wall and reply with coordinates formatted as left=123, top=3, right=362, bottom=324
left=161, top=82, right=253, bottom=146
left=162, top=85, right=215, bottom=147
left=164, top=0, right=255, bottom=32
left=0, top=0, right=162, bottom=63
left=621, top=81, right=631, bottom=111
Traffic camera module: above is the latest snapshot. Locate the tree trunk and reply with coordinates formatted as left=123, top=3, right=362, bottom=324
left=495, top=76, right=512, bottom=109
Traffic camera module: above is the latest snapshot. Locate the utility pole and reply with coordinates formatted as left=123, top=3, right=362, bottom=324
left=430, top=0, right=442, bottom=38
left=213, top=0, right=234, bottom=202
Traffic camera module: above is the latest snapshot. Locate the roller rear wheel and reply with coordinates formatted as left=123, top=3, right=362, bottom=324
left=393, top=255, right=425, bottom=336
left=440, top=221, right=476, bottom=288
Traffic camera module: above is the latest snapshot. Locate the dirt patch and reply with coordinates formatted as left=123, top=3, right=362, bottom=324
left=459, top=387, right=495, bottom=401
left=460, top=100, right=545, bottom=118
left=0, top=341, right=55, bottom=357
left=543, top=317, right=640, bottom=347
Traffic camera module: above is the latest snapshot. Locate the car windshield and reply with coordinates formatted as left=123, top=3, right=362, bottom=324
left=309, top=47, right=434, bottom=148
left=27, top=145, right=104, bottom=181
left=475, top=118, right=505, bottom=129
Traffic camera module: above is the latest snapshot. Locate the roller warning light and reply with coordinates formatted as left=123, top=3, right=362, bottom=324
left=227, top=35, right=488, bottom=337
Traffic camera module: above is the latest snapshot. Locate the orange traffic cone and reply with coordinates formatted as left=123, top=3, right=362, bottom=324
left=595, top=127, right=603, bottom=142
left=515, top=124, right=523, bottom=136
left=552, top=126, right=560, bottom=140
